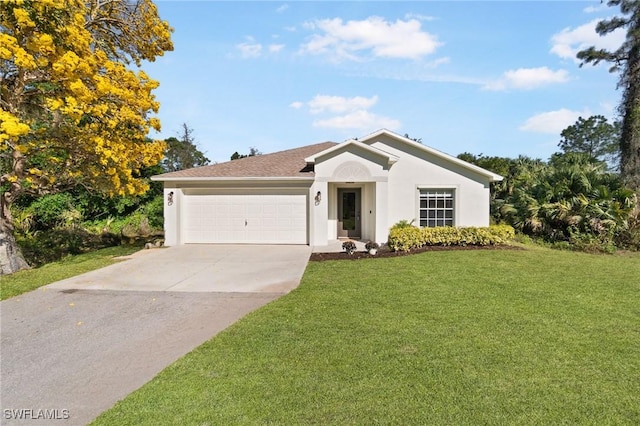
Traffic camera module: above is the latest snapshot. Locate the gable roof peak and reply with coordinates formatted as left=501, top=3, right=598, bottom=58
left=358, top=129, right=503, bottom=182
left=304, top=137, right=399, bottom=165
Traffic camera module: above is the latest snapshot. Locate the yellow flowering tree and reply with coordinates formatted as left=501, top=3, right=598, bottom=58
left=0, top=0, right=173, bottom=274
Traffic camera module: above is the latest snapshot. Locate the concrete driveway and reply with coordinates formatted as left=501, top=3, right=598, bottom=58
left=1, top=245, right=311, bottom=425
left=47, top=244, right=312, bottom=293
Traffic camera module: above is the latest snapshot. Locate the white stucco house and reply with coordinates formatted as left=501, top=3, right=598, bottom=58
left=152, top=129, right=503, bottom=247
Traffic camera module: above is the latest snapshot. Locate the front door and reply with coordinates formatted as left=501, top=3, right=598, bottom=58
left=337, top=188, right=361, bottom=238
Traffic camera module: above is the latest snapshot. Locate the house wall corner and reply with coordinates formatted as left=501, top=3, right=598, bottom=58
left=163, top=186, right=180, bottom=246
left=310, top=181, right=328, bottom=246
left=374, top=181, right=389, bottom=245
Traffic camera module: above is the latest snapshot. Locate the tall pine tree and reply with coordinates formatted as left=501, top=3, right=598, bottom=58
left=577, top=0, right=640, bottom=192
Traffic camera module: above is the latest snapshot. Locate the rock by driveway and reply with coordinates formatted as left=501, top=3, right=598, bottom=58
left=1, top=245, right=311, bottom=425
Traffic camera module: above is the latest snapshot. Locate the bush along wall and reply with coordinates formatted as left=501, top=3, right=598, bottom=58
left=388, top=225, right=516, bottom=252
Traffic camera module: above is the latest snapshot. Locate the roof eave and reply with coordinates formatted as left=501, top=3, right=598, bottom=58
left=151, top=176, right=315, bottom=182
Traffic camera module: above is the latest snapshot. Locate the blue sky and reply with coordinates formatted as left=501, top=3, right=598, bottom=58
left=144, top=1, right=624, bottom=164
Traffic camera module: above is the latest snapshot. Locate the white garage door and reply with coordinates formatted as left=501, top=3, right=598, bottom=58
left=182, top=194, right=307, bottom=244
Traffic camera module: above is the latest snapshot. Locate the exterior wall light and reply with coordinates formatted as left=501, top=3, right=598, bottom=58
left=167, top=191, right=174, bottom=206
left=314, top=191, right=322, bottom=205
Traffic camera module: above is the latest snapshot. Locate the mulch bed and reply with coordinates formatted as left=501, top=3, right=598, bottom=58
left=309, top=244, right=524, bottom=261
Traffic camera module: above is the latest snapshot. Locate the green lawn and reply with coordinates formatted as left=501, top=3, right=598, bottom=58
left=93, top=247, right=640, bottom=425
left=0, top=245, right=142, bottom=300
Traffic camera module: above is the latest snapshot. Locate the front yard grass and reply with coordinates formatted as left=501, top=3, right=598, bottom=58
left=94, top=247, right=640, bottom=425
left=0, top=245, right=142, bottom=300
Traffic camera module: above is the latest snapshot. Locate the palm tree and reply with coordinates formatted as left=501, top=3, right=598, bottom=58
left=501, top=153, right=635, bottom=242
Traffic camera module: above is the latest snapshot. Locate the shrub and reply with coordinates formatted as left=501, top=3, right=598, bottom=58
left=28, top=193, right=82, bottom=230
left=83, top=217, right=128, bottom=235
left=142, top=195, right=164, bottom=229
left=614, top=203, right=640, bottom=251
left=12, top=207, right=35, bottom=235
left=568, top=227, right=617, bottom=254
left=387, top=226, right=423, bottom=252
left=17, top=228, right=123, bottom=267
left=392, top=219, right=415, bottom=229
left=388, top=225, right=515, bottom=252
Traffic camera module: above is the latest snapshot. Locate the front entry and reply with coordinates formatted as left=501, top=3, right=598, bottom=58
left=337, top=188, right=361, bottom=238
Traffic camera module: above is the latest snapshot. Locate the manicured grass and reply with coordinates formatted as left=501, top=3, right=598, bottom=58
left=93, top=247, right=640, bottom=425
left=0, top=245, right=142, bottom=300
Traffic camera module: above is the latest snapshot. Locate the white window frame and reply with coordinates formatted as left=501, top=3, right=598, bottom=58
left=417, top=188, right=456, bottom=227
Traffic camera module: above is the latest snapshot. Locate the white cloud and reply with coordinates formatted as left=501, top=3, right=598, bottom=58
left=550, top=19, right=625, bottom=63
left=276, top=4, right=289, bottom=14
left=426, top=57, right=450, bottom=68
left=520, top=108, right=590, bottom=134
left=404, top=13, right=436, bottom=22
left=358, top=66, right=484, bottom=85
left=293, top=94, right=399, bottom=130
left=313, top=110, right=401, bottom=130
left=583, top=3, right=608, bottom=13
left=308, top=95, right=379, bottom=114
left=236, top=37, right=262, bottom=58
left=483, top=67, right=570, bottom=91
left=269, top=44, right=285, bottom=53
left=300, top=16, right=441, bottom=61
left=236, top=37, right=285, bottom=58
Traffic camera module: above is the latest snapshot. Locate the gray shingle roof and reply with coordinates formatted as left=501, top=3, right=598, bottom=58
left=153, top=141, right=337, bottom=180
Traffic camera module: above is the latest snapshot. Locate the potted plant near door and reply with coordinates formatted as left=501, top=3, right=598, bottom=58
left=365, top=241, right=379, bottom=255
left=342, top=240, right=357, bottom=255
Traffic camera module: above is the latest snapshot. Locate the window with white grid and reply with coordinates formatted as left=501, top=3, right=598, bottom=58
left=419, top=190, right=454, bottom=227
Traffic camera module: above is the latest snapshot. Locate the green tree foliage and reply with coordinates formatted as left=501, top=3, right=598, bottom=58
left=500, top=153, right=635, bottom=245
left=458, top=152, right=526, bottom=221
left=71, top=162, right=163, bottom=221
left=230, top=147, right=262, bottom=160
left=577, top=0, right=640, bottom=191
left=403, top=133, right=422, bottom=144
left=457, top=153, right=512, bottom=177
left=460, top=152, right=637, bottom=249
left=27, top=193, right=79, bottom=229
left=161, top=123, right=210, bottom=172
left=558, top=115, right=621, bottom=167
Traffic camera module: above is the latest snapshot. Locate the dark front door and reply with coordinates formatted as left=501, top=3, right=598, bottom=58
left=337, top=188, right=361, bottom=238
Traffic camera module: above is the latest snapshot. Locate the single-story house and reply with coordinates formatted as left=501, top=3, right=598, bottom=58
left=152, top=129, right=503, bottom=247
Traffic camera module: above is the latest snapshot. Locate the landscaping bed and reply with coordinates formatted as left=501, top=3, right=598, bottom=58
left=310, top=243, right=522, bottom=261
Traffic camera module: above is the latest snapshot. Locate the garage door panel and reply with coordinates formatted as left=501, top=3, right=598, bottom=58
left=261, top=230, right=278, bottom=241
left=183, top=193, right=307, bottom=244
left=290, top=204, right=306, bottom=216
left=247, top=206, right=266, bottom=218
left=261, top=217, right=277, bottom=228
left=262, top=204, right=277, bottom=216
left=215, top=204, right=231, bottom=215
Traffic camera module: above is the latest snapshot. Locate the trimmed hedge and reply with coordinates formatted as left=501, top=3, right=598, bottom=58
left=388, top=224, right=515, bottom=252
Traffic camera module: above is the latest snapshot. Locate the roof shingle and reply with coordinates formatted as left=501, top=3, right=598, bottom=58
left=153, top=141, right=337, bottom=180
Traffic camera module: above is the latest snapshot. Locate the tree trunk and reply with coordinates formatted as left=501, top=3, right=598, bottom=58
left=620, top=79, right=640, bottom=193
left=620, top=90, right=640, bottom=193
left=620, top=5, right=640, bottom=194
left=0, top=193, right=29, bottom=275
